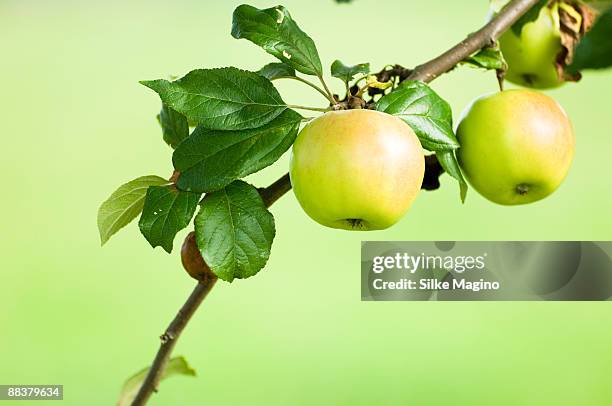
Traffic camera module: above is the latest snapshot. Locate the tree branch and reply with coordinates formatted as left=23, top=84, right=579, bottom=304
left=130, top=1, right=542, bottom=403
left=259, top=173, right=292, bottom=207
left=131, top=178, right=286, bottom=405
left=407, top=0, right=543, bottom=83
left=131, top=269, right=217, bottom=406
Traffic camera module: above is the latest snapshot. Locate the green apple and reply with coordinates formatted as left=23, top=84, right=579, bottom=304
left=456, top=89, right=574, bottom=205
left=499, top=5, right=564, bottom=89
left=289, top=110, right=424, bottom=230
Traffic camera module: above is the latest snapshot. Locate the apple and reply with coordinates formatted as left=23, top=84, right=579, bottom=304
left=289, top=109, right=425, bottom=230
left=456, top=89, right=574, bottom=205
left=498, top=5, right=564, bottom=89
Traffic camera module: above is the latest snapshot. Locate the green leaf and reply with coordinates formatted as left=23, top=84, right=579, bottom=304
left=257, top=62, right=296, bottom=80
left=462, top=46, right=507, bottom=71
left=97, top=175, right=168, bottom=245
left=138, top=185, right=201, bottom=253
left=231, top=5, right=323, bottom=76
left=436, top=151, right=468, bottom=203
left=117, top=356, right=196, bottom=406
left=194, top=180, right=275, bottom=282
left=174, top=109, right=302, bottom=194
left=157, top=104, right=189, bottom=149
left=331, top=60, right=370, bottom=84
left=511, top=0, right=548, bottom=35
left=567, top=8, right=612, bottom=73
left=141, top=67, right=287, bottom=130
left=375, top=81, right=460, bottom=151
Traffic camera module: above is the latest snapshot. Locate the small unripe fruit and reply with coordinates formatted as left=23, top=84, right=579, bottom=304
left=456, top=89, right=574, bottom=205
left=181, top=232, right=217, bottom=282
left=290, top=109, right=424, bottom=230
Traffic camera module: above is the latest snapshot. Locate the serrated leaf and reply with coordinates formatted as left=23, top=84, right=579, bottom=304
left=375, top=81, right=459, bottom=151
left=117, top=356, right=196, bottom=406
left=257, top=62, right=296, bottom=80
left=511, top=0, right=548, bottom=35
left=437, top=151, right=468, bottom=203
left=194, top=180, right=275, bottom=282
left=139, top=185, right=201, bottom=253
left=157, top=104, right=189, bottom=149
left=462, top=46, right=507, bottom=71
left=141, top=67, right=287, bottom=130
left=98, top=175, right=168, bottom=245
left=231, top=5, right=323, bottom=76
left=567, top=8, right=612, bottom=73
left=331, top=60, right=370, bottom=83
left=174, top=109, right=302, bottom=194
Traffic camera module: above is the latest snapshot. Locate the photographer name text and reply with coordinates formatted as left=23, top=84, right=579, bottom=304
left=370, top=252, right=500, bottom=292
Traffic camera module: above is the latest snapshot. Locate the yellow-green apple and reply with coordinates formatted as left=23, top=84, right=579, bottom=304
left=499, top=5, right=564, bottom=89
left=456, top=89, right=574, bottom=205
left=289, top=110, right=424, bottom=230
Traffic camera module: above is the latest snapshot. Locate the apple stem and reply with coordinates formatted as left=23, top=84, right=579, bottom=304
left=287, top=104, right=332, bottom=112
left=317, top=74, right=338, bottom=106
left=496, top=69, right=506, bottom=91
left=273, top=76, right=336, bottom=104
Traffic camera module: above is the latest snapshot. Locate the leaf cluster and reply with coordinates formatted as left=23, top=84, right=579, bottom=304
left=98, top=3, right=505, bottom=282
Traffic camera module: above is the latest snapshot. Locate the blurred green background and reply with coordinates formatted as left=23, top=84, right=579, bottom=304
left=1, top=0, right=611, bottom=404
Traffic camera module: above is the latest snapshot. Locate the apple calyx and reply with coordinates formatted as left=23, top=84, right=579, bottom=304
left=516, top=184, right=530, bottom=196
left=346, top=219, right=367, bottom=230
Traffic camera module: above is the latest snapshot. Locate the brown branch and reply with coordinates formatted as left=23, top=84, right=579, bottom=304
left=258, top=173, right=292, bottom=207
left=130, top=1, right=542, bottom=404
left=131, top=264, right=217, bottom=406
left=408, top=0, right=543, bottom=83
left=131, top=178, right=285, bottom=405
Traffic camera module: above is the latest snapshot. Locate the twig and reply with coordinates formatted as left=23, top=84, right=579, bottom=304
left=131, top=273, right=217, bottom=406
left=259, top=173, right=293, bottom=207
left=131, top=176, right=290, bottom=405
left=274, top=76, right=335, bottom=104
left=317, top=74, right=337, bottom=104
left=130, top=1, right=542, bottom=403
left=287, top=104, right=331, bottom=112
left=407, top=0, right=543, bottom=83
